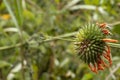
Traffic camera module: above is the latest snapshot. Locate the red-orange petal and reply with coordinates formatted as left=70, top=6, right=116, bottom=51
left=89, top=64, right=98, bottom=73
left=99, top=57, right=108, bottom=67
left=108, top=58, right=112, bottom=66
left=88, top=64, right=94, bottom=71
left=97, top=63, right=104, bottom=70
left=102, top=39, right=118, bottom=43
left=99, top=23, right=107, bottom=28
left=93, top=63, right=98, bottom=73
left=97, top=58, right=104, bottom=70
left=103, top=52, right=112, bottom=66
left=106, top=45, right=110, bottom=55
left=102, top=29, right=110, bottom=35
left=103, top=54, right=110, bottom=60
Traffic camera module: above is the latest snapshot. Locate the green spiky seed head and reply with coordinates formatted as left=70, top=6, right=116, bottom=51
left=75, top=23, right=106, bottom=64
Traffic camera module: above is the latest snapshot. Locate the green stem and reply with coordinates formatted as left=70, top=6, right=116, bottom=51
left=0, top=32, right=77, bottom=51
left=3, top=0, right=25, bottom=79
left=108, top=43, right=120, bottom=48
left=40, top=32, right=77, bottom=43
left=0, top=32, right=120, bottom=51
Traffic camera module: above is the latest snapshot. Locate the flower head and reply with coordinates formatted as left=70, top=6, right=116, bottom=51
left=75, top=23, right=118, bottom=73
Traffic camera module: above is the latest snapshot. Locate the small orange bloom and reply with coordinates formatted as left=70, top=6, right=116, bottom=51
left=1, top=14, right=11, bottom=20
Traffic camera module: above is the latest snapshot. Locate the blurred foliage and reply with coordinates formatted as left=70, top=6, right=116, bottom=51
left=0, top=0, right=120, bottom=80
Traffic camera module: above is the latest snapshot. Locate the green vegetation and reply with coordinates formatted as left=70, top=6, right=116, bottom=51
left=0, top=0, right=120, bottom=80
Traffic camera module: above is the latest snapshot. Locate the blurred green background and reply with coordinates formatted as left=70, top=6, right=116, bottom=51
left=0, top=0, right=120, bottom=80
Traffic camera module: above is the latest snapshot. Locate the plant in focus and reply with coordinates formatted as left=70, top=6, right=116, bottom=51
left=75, top=23, right=118, bottom=73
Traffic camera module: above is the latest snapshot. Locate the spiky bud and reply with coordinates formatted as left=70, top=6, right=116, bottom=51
left=75, top=23, right=118, bottom=73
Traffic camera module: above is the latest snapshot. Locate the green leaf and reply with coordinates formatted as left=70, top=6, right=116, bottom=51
left=70, top=5, right=96, bottom=10
left=84, top=0, right=99, bottom=5
left=113, top=24, right=120, bottom=35
left=14, top=0, right=23, bottom=26
left=81, top=73, right=93, bottom=80
left=3, top=0, right=19, bottom=29
left=23, top=10, right=35, bottom=20
left=0, top=61, right=11, bottom=68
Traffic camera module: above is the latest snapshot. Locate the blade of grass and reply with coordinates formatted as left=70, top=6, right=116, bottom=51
left=14, top=0, right=23, bottom=26
left=3, top=0, right=20, bottom=32
left=3, top=0, right=25, bottom=79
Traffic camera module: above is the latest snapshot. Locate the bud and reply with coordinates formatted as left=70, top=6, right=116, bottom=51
left=75, top=23, right=118, bottom=73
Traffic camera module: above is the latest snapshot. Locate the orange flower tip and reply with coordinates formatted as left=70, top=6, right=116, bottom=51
left=102, top=29, right=110, bottom=35
left=99, top=59, right=108, bottom=68
left=104, top=53, right=110, bottom=58
left=106, top=46, right=111, bottom=54
left=104, top=55, right=110, bottom=60
left=89, top=67, right=98, bottom=73
left=93, top=69, right=98, bottom=74
left=102, top=39, right=118, bottom=43
left=98, top=66, right=104, bottom=70
left=97, top=23, right=107, bottom=28
left=93, top=64, right=98, bottom=73
left=109, top=60, right=112, bottom=66
left=97, top=62, right=104, bottom=70
left=88, top=64, right=96, bottom=72
left=103, top=62, right=109, bottom=68
left=100, top=24, right=106, bottom=28
left=103, top=64, right=109, bottom=68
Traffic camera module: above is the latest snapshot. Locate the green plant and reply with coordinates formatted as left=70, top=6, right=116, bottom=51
left=75, top=23, right=118, bottom=73
left=0, top=0, right=120, bottom=80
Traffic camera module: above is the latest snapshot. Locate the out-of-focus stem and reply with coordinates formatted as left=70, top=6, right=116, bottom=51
left=0, top=32, right=77, bottom=51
